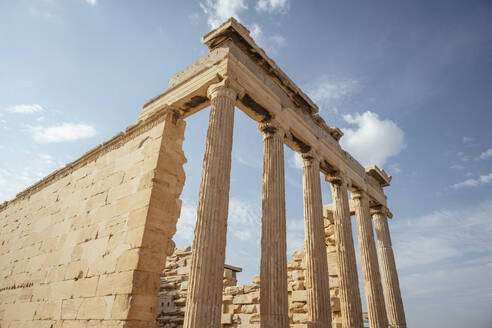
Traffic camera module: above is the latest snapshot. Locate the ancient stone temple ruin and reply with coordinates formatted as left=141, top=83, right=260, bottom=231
left=0, top=18, right=406, bottom=328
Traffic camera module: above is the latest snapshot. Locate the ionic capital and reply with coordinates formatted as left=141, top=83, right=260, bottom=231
left=207, top=78, right=244, bottom=101
left=301, top=151, right=321, bottom=169
left=325, top=172, right=349, bottom=187
left=370, top=205, right=389, bottom=217
left=258, top=119, right=284, bottom=140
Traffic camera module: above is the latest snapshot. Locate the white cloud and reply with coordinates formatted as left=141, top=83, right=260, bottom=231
left=340, top=111, right=405, bottom=167
left=256, top=0, right=289, bottom=13
left=200, top=0, right=247, bottom=29
left=249, top=23, right=286, bottom=54
left=463, top=136, right=473, bottom=143
left=85, top=0, right=97, bottom=6
left=286, top=218, right=305, bottom=255
left=0, top=153, right=62, bottom=202
left=38, top=153, right=54, bottom=165
left=451, top=173, right=492, bottom=189
left=174, top=197, right=261, bottom=244
left=233, top=151, right=261, bottom=169
left=388, top=163, right=402, bottom=174
left=479, top=148, right=492, bottom=159
left=28, top=123, right=96, bottom=143
left=175, top=200, right=197, bottom=243
left=393, top=200, right=492, bottom=270
left=479, top=173, right=492, bottom=184
left=450, top=164, right=465, bottom=170
left=305, top=76, right=358, bottom=114
left=392, top=200, right=492, bottom=327
left=288, top=152, right=303, bottom=170
left=188, top=12, right=200, bottom=24
left=6, top=104, right=44, bottom=114
left=228, top=198, right=261, bottom=241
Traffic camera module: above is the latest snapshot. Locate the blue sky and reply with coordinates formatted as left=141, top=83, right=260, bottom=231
left=1, top=1, right=491, bottom=327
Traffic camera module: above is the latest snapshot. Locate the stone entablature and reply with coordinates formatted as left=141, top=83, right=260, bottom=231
left=138, top=18, right=387, bottom=207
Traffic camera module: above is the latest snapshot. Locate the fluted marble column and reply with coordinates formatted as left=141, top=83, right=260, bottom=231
left=259, top=120, right=289, bottom=328
left=327, top=175, right=363, bottom=328
left=183, top=84, right=237, bottom=328
left=352, top=192, right=387, bottom=328
left=302, top=154, right=332, bottom=328
left=372, top=206, right=406, bottom=328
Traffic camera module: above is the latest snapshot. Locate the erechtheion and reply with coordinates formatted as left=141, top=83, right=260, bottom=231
left=0, top=18, right=406, bottom=328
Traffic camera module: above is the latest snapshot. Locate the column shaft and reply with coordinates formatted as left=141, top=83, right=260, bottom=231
left=259, top=121, right=289, bottom=328
left=183, top=86, right=236, bottom=328
left=353, top=193, right=387, bottom=328
left=302, top=155, right=332, bottom=328
left=373, top=209, right=406, bottom=328
left=328, top=177, right=363, bottom=328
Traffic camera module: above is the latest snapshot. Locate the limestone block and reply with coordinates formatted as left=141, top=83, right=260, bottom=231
left=73, top=277, right=99, bottom=298
left=96, top=271, right=134, bottom=296
left=3, top=301, right=39, bottom=321
left=233, top=292, right=260, bottom=304
left=111, top=294, right=131, bottom=320
left=291, top=290, right=307, bottom=302
left=77, top=297, right=108, bottom=319
left=61, top=298, right=84, bottom=319
left=221, top=313, right=233, bottom=324
left=87, top=255, right=117, bottom=277
left=34, top=301, right=62, bottom=320
left=126, top=295, right=158, bottom=321
left=50, top=280, right=74, bottom=300
left=80, top=237, right=109, bottom=262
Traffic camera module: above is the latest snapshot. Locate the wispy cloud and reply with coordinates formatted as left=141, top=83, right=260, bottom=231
left=85, top=0, right=97, bottom=6
left=463, top=136, right=474, bottom=143
left=249, top=23, right=286, bottom=53
left=450, top=164, right=465, bottom=170
left=175, top=197, right=261, bottom=244
left=393, top=199, right=492, bottom=325
left=228, top=198, right=261, bottom=241
left=200, top=0, right=247, bottom=29
left=451, top=173, right=492, bottom=189
left=233, top=151, right=261, bottom=169
left=174, top=200, right=197, bottom=243
left=305, top=76, right=358, bottom=114
left=5, top=104, right=44, bottom=114
left=393, top=200, right=492, bottom=270
left=28, top=123, right=96, bottom=143
left=256, top=0, right=289, bottom=13
left=340, top=111, right=405, bottom=167
left=288, top=152, right=303, bottom=170
left=286, top=218, right=305, bottom=255
left=479, top=148, right=492, bottom=160
left=457, top=151, right=470, bottom=162
left=0, top=153, right=62, bottom=202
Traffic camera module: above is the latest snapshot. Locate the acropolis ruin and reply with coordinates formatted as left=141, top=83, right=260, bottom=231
left=0, top=18, right=406, bottom=328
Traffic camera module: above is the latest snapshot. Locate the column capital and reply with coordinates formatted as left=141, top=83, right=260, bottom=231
left=301, top=151, right=321, bottom=168
left=258, top=119, right=285, bottom=139
left=370, top=205, right=389, bottom=217
left=207, top=78, right=244, bottom=101
left=325, top=172, right=349, bottom=187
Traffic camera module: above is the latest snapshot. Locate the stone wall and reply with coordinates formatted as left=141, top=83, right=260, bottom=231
left=0, top=108, right=186, bottom=328
left=157, top=213, right=341, bottom=328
